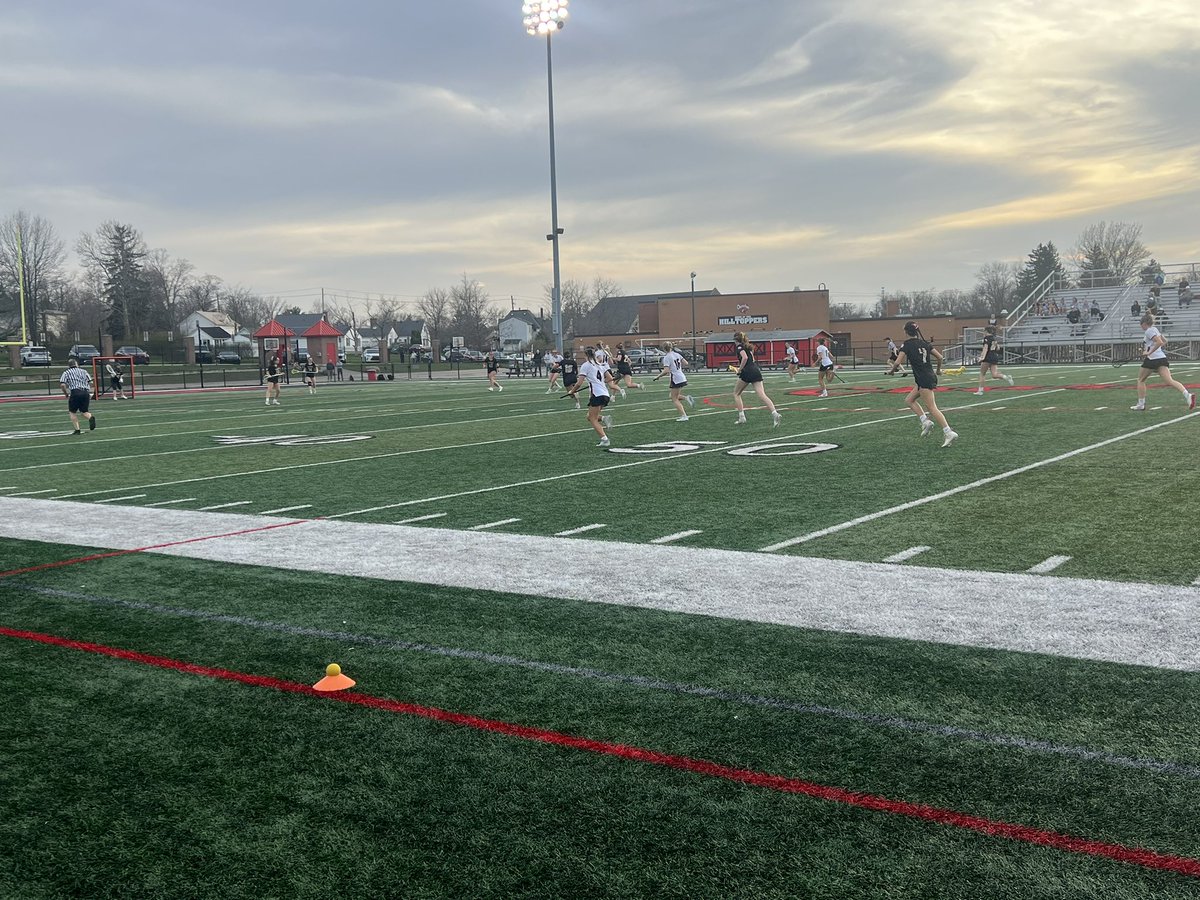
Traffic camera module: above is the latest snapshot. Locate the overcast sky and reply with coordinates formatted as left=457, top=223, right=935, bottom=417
left=3, top=0, right=1198, bottom=314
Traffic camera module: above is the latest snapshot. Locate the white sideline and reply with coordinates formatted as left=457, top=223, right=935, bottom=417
left=1, top=497, right=1198, bottom=673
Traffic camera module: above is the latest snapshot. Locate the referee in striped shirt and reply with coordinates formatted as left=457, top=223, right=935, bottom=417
left=59, top=360, right=97, bottom=434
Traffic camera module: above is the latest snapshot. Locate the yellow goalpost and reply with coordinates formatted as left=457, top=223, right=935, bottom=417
left=1, top=226, right=31, bottom=347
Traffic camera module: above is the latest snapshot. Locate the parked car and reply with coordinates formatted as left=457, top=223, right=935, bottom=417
left=19, top=346, right=51, bottom=366
left=361, top=348, right=381, bottom=363
left=115, top=345, right=151, bottom=365
left=196, top=349, right=214, bottom=364
left=216, top=350, right=242, bottom=364
left=68, top=343, right=101, bottom=364
left=625, top=348, right=663, bottom=370
left=441, top=348, right=485, bottom=363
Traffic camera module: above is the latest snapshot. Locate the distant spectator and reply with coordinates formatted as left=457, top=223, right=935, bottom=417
left=1178, top=278, right=1193, bottom=309
left=1130, top=299, right=1141, bottom=317
left=532, top=348, right=544, bottom=377
left=1090, top=299, right=1103, bottom=320
left=325, top=356, right=336, bottom=381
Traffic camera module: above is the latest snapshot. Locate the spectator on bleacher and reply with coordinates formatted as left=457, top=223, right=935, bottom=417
left=1178, top=278, right=1193, bottom=309
left=1130, top=298, right=1141, bottom=317
left=1089, top=299, right=1103, bottom=320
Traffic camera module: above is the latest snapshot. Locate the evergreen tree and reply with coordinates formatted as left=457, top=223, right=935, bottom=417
left=1015, top=242, right=1067, bottom=301
left=76, top=222, right=150, bottom=340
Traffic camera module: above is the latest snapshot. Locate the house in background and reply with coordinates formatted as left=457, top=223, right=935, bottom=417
left=392, top=319, right=430, bottom=349
left=345, top=324, right=399, bottom=353
left=178, top=309, right=239, bottom=348
left=498, top=309, right=548, bottom=353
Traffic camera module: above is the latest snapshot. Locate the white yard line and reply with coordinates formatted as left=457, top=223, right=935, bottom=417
left=196, top=501, right=254, bottom=511
left=4, top=488, right=57, bottom=495
left=470, top=518, right=521, bottom=531
left=93, top=494, right=148, bottom=504
left=760, top=409, right=1199, bottom=552
left=1028, top=555, right=1072, bottom=574
left=328, top=390, right=1069, bottom=519
left=393, top=513, right=446, bottom=525
left=144, top=498, right=198, bottom=507
left=1, top=497, right=1198, bottom=672
left=883, top=546, right=931, bottom=563
left=650, top=530, right=703, bottom=544
left=555, top=523, right=607, bottom=537
left=258, top=504, right=313, bottom=515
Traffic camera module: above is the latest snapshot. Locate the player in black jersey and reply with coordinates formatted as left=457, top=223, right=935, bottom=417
left=485, top=350, right=503, bottom=392
left=731, top=331, right=782, bottom=427
left=889, top=321, right=957, bottom=447
left=613, top=343, right=644, bottom=393
left=559, top=352, right=582, bottom=409
left=303, top=356, right=318, bottom=394
left=974, top=325, right=1014, bottom=395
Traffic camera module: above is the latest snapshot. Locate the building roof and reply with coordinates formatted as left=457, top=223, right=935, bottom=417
left=574, top=290, right=722, bottom=337
left=302, top=319, right=344, bottom=337
left=275, top=314, right=326, bottom=334
left=252, top=319, right=297, bottom=338
left=500, top=308, right=546, bottom=330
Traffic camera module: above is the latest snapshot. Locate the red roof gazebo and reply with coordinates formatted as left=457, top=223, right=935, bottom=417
left=302, top=319, right=345, bottom=370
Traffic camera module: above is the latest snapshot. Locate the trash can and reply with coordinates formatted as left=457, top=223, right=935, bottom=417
left=366, top=368, right=378, bottom=382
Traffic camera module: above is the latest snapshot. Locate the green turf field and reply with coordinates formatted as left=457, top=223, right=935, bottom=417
left=1, top=365, right=1198, bottom=898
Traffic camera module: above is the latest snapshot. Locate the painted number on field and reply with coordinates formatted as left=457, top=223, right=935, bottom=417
left=726, top=442, right=840, bottom=457
left=607, top=441, right=727, bottom=455
left=0, top=431, right=69, bottom=440
left=213, top=434, right=374, bottom=446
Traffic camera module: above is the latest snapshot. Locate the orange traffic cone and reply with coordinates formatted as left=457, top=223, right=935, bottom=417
left=314, top=663, right=356, bottom=692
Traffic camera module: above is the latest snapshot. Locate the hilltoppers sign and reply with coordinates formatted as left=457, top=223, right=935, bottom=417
left=717, top=303, right=767, bottom=326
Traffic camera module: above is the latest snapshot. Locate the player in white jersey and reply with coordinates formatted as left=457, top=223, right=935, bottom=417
left=545, top=350, right=563, bottom=392
left=784, top=344, right=800, bottom=381
left=653, top=342, right=695, bottom=421
left=1132, top=313, right=1194, bottom=411
left=593, top=342, right=623, bottom=398
left=814, top=338, right=835, bottom=398
left=578, top=347, right=613, bottom=446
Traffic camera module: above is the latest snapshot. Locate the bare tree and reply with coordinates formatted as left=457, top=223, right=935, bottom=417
left=974, top=261, right=1019, bottom=313
left=0, top=211, right=67, bottom=344
left=144, top=249, right=195, bottom=332
left=417, top=287, right=452, bottom=353
left=1073, top=221, right=1149, bottom=285
left=181, top=274, right=223, bottom=314
left=449, top=274, right=491, bottom=348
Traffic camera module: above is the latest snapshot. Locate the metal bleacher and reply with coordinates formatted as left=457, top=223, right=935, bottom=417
left=962, top=263, right=1200, bottom=365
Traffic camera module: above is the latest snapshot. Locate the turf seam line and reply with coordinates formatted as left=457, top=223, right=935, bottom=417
left=11, top=583, right=1200, bottom=781
left=0, top=518, right=316, bottom=579
left=2, top=624, right=1197, bottom=879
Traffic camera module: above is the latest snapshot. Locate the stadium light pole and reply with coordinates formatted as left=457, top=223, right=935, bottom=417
left=523, top=0, right=569, bottom=354
left=690, top=271, right=697, bottom=359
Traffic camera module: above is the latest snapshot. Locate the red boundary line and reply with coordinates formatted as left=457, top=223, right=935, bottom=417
left=0, top=518, right=315, bottom=579
left=1, top=624, right=1197, bottom=879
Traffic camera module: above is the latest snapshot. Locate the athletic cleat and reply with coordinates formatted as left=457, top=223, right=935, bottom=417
left=619, top=388, right=626, bottom=398
left=685, top=395, right=695, bottom=407
left=89, top=416, right=97, bottom=431
left=72, top=429, right=81, bottom=435
left=771, top=411, right=782, bottom=428
left=1003, top=374, right=1015, bottom=386
left=973, top=389, right=984, bottom=396
left=601, top=415, right=613, bottom=428
left=676, top=415, right=689, bottom=422
left=734, top=415, right=746, bottom=425
left=818, top=390, right=829, bottom=398
left=1131, top=402, right=1145, bottom=410
left=1187, top=392, right=1195, bottom=410
left=574, top=402, right=580, bottom=410
left=597, top=437, right=610, bottom=447
left=488, top=387, right=495, bottom=391
left=272, top=400, right=280, bottom=406
left=941, top=430, right=958, bottom=448
left=920, top=418, right=934, bottom=437
left=546, top=388, right=553, bottom=394
left=498, top=385, right=503, bottom=392
left=265, top=400, right=271, bottom=406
